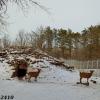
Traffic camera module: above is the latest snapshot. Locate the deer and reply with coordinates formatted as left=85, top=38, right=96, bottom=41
left=25, top=68, right=41, bottom=82
left=80, top=70, right=94, bottom=84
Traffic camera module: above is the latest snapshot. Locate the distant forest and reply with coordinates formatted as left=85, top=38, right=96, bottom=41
left=1, top=24, right=100, bottom=60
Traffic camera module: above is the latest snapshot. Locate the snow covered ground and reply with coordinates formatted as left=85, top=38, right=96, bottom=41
left=0, top=55, right=100, bottom=100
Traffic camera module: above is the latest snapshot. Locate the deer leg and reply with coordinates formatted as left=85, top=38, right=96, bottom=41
left=28, top=75, right=31, bottom=82
left=25, top=74, right=28, bottom=80
left=34, top=77, right=37, bottom=81
left=87, top=78, right=89, bottom=83
left=80, top=78, right=82, bottom=83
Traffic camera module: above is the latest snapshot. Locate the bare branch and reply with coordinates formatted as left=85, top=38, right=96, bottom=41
left=0, top=0, right=50, bottom=14
left=29, top=0, right=50, bottom=14
left=0, top=15, right=7, bottom=33
left=0, top=0, right=50, bottom=33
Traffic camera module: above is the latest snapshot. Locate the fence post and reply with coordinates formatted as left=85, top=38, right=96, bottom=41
left=80, top=61, right=82, bottom=69
left=87, top=61, right=89, bottom=69
left=92, top=60, right=93, bottom=69
left=97, top=60, right=99, bottom=69
left=97, top=60, right=99, bottom=77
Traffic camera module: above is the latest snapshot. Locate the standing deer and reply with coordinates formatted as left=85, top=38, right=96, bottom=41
left=25, top=68, right=41, bottom=82
left=80, top=70, right=94, bottom=84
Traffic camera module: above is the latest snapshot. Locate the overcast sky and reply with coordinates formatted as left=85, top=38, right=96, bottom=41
left=6, top=0, right=100, bottom=38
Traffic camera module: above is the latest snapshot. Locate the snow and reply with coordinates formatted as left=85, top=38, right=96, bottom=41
left=0, top=54, right=100, bottom=100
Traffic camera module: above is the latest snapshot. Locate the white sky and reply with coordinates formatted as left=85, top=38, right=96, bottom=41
left=6, top=0, right=100, bottom=38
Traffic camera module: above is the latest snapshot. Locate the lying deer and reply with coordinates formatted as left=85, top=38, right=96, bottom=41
left=80, top=70, right=94, bottom=84
left=25, top=68, right=41, bottom=82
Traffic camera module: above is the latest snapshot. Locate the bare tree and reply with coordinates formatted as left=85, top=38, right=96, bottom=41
left=2, top=33, right=11, bottom=48
left=0, top=0, right=49, bottom=36
left=0, top=15, right=7, bottom=32
left=16, top=30, right=26, bottom=48
left=0, top=0, right=49, bottom=14
left=28, top=31, right=38, bottom=49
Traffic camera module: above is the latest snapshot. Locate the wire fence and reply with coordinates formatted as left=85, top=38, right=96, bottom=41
left=64, top=59, right=100, bottom=77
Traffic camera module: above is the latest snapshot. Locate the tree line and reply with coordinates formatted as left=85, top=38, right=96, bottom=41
left=1, top=25, right=100, bottom=60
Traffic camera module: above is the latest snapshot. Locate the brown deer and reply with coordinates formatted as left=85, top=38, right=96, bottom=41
left=80, top=70, right=94, bottom=84
left=25, top=68, right=41, bottom=82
